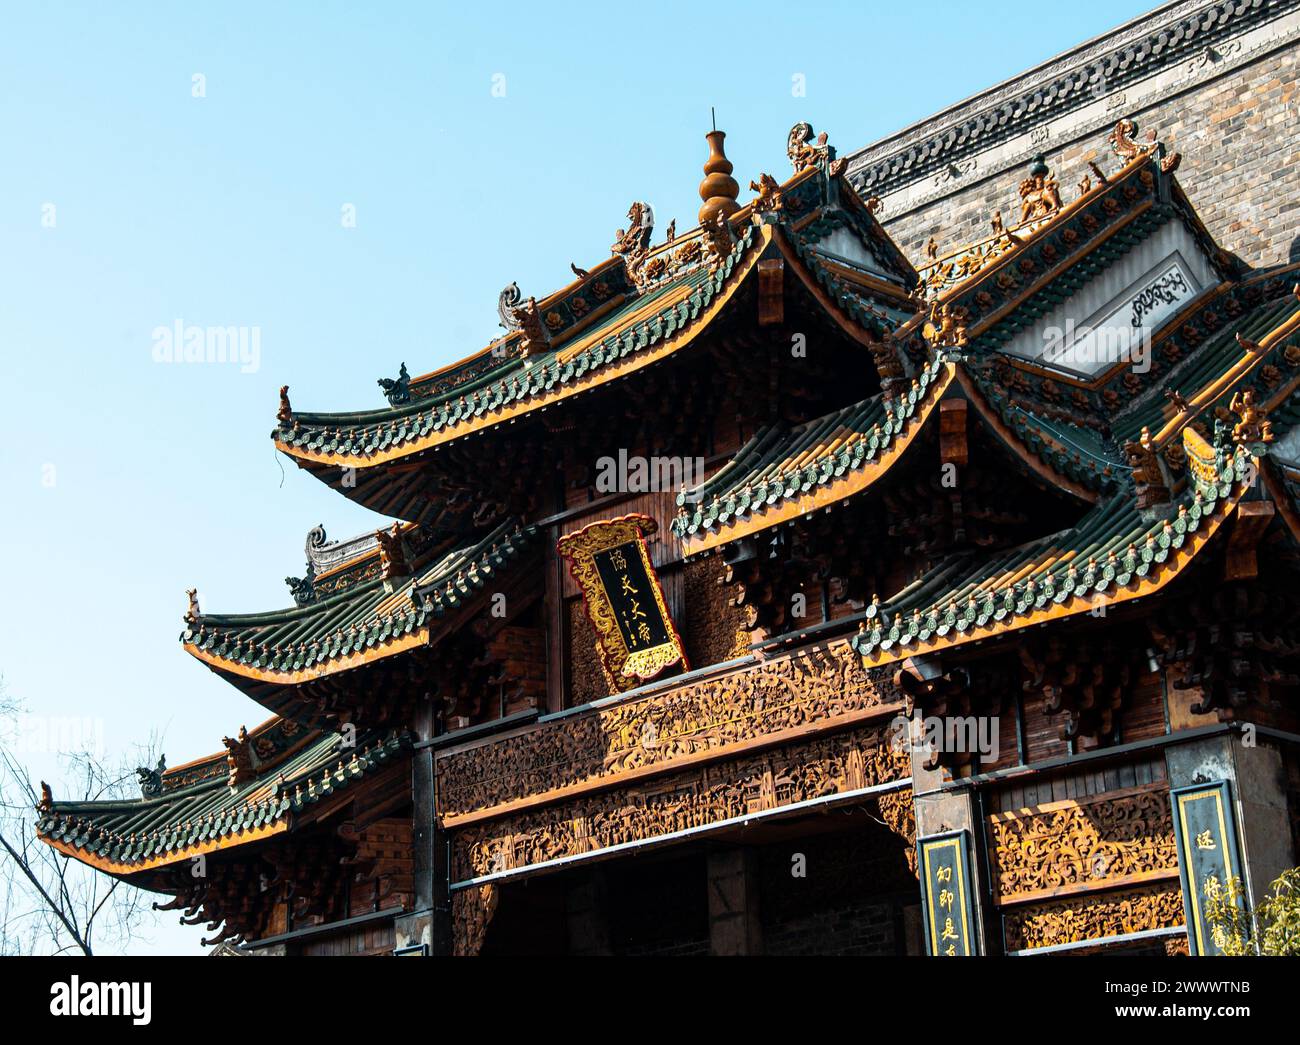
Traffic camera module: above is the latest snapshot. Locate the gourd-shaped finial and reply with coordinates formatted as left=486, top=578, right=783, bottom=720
left=698, top=128, right=740, bottom=226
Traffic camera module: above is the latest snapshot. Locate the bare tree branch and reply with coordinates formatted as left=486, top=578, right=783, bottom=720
left=0, top=678, right=160, bottom=954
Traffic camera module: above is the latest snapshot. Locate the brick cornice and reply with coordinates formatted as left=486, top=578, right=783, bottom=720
left=845, top=0, right=1297, bottom=199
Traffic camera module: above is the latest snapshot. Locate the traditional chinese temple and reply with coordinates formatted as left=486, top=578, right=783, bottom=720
left=37, top=1, right=1300, bottom=956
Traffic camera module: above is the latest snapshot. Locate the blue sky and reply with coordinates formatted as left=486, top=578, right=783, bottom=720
left=0, top=0, right=1155, bottom=954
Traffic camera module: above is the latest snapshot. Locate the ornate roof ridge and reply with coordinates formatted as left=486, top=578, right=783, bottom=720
left=1116, top=289, right=1300, bottom=450
left=182, top=521, right=538, bottom=687
left=273, top=223, right=762, bottom=460
left=276, top=123, right=892, bottom=434
left=844, top=0, right=1298, bottom=198
left=38, top=728, right=412, bottom=874
left=899, top=133, right=1189, bottom=339
left=851, top=440, right=1256, bottom=661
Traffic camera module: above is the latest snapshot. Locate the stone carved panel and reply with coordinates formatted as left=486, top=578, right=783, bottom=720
left=987, top=783, right=1178, bottom=903
left=450, top=723, right=908, bottom=882
left=1002, top=882, right=1185, bottom=951
left=437, top=641, right=902, bottom=820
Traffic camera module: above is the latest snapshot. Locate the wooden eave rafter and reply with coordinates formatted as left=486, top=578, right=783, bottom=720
left=680, top=344, right=1122, bottom=555
left=40, top=821, right=290, bottom=877
left=39, top=733, right=412, bottom=876
left=183, top=525, right=540, bottom=688
left=184, top=626, right=432, bottom=686
left=954, top=367, right=1103, bottom=504
left=855, top=474, right=1251, bottom=669
left=276, top=231, right=917, bottom=500
left=681, top=362, right=957, bottom=554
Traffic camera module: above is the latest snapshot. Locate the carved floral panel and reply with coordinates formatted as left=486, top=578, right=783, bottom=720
left=437, top=641, right=903, bottom=820
left=987, top=783, right=1178, bottom=904
left=1002, top=882, right=1185, bottom=951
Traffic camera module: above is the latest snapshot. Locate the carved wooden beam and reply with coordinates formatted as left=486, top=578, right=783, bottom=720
left=1223, top=499, right=1275, bottom=581
left=1153, top=582, right=1300, bottom=716
left=1019, top=634, right=1142, bottom=744
left=757, top=258, right=784, bottom=326
left=939, top=398, right=969, bottom=468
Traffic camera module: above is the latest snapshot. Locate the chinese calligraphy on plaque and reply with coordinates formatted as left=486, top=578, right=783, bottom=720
left=557, top=514, right=688, bottom=691
left=1171, top=779, right=1244, bottom=956
left=918, top=830, right=979, bottom=956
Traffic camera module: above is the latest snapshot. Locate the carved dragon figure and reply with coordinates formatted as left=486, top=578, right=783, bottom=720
left=749, top=173, right=782, bottom=213
left=497, top=282, right=522, bottom=331
left=285, top=564, right=317, bottom=607
left=787, top=121, right=840, bottom=174
left=921, top=302, right=968, bottom=349
left=701, top=209, right=735, bottom=268
left=377, top=361, right=411, bottom=405
left=375, top=522, right=409, bottom=579
left=1228, top=387, right=1273, bottom=444
left=1122, top=426, right=1171, bottom=507
left=611, top=201, right=655, bottom=285
left=510, top=296, right=550, bottom=357
left=1018, top=156, right=1062, bottom=224
left=137, top=755, right=167, bottom=799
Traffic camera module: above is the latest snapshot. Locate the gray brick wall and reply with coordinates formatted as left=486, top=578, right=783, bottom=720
left=879, top=46, right=1300, bottom=270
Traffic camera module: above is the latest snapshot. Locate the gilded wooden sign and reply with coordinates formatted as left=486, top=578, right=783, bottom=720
left=1170, top=779, right=1243, bottom=956
left=557, top=514, right=687, bottom=690
left=918, top=830, right=979, bottom=956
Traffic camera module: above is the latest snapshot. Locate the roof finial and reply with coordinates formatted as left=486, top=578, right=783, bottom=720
left=698, top=124, right=740, bottom=226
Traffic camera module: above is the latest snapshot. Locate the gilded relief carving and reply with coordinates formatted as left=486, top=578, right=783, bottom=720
left=437, top=641, right=902, bottom=820
left=450, top=724, right=909, bottom=881
left=451, top=883, right=498, bottom=957
left=875, top=788, right=918, bottom=876
left=988, top=784, right=1178, bottom=903
left=1002, top=882, right=1184, bottom=951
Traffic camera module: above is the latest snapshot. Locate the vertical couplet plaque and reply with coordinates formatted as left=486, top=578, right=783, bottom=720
left=918, top=830, right=979, bottom=956
left=557, top=514, right=688, bottom=692
left=1170, top=779, right=1245, bottom=956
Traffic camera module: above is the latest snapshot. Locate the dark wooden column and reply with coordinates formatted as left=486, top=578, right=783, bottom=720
left=566, top=868, right=612, bottom=955
left=707, top=847, right=763, bottom=955
left=395, top=698, right=451, bottom=955
left=911, top=729, right=992, bottom=955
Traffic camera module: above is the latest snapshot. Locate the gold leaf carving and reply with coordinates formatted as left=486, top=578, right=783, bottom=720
left=437, top=641, right=901, bottom=820
left=451, top=724, right=908, bottom=881
left=451, top=884, right=498, bottom=957
left=875, top=788, right=918, bottom=876
left=1003, top=882, right=1184, bottom=951
left=988, top=785, right=1178, bottom=903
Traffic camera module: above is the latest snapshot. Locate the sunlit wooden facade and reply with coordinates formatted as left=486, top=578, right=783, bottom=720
left=38, top=2, right=1300, bottom=956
